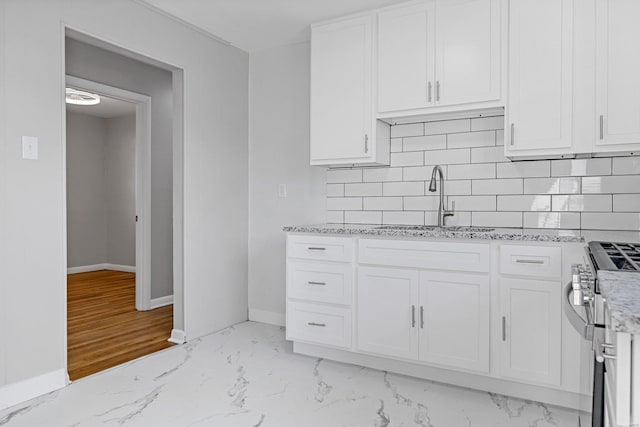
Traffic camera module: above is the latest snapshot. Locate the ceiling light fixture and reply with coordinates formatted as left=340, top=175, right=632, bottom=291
left=65, top=88, right=101, bottom=105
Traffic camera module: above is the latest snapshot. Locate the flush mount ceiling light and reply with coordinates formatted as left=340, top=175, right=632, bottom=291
left=65, top=88, right=101, bottom=105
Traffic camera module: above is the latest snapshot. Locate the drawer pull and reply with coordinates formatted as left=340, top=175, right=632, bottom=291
left=307, top=322, right=326, bottom=327
left=420, top=306, right=424, bottom=329
left=515, top=259, right=544, bottom=265
left=307, top=281, right=326, bottom=286
left=307, top=247, right=326, bottom=251
left=502, top=316, right=506, bottom=341
left=411, top=305, right=416, bottom=328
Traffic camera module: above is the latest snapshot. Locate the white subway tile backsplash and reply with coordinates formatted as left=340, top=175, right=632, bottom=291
left=448, top=163, right=496, bottom=180
left=364, top=197, right=403, bottom=211
left=497, top=195, right=551, bottom=212
left=363, top=167, right=403, bottom=182
left=581, top=213, right=640, bottom=231
left=326, top=184, right=344, bottom=197
left=325, top=115, right=639, bottom=231
left=523, top=212, right=580, bottom=229
left=523, top=177, right=581, bottom=194
left=447, top=130, right=495, bottom=149
left=551, top=158, right=612, bottom=177
left=345, top=211, right=382, bottom=224
left=327, top=169, right=362, bottom=183
left=383, top=211, right=425, bottom=225
left=425, top=119, right=470, bottom=135
left=403, top=135, right=447, bottom=152
left=327, top=197, right=362, bottom=211
left=449, top=195, right=496, bottom=211
left=391, top=123, right=423, bottom=138
left=424, top=148, right=470, bottom=165
left=471, top=146, right=508, bottom=163
left=497, top=161, right=550, bottom=178
left=390, top=151, right=424, bottom=167
left=404, top=195, right=440, bottom=211
left=613, top=194, right=640, bottom=212
left=552, top=195, right=612, bottom=212
left=471, top=116, right=504, bottom=131
left=473, top=179, right=523, bottom=195
left=612, top=156, right=640, bottom=175
left=582, top=175, right=640, bottom=194
left=345, top=183, right=383, bottom=197
left=383, top=181, right=425, bottom=196
left=472, top=212, right=523, bottom=228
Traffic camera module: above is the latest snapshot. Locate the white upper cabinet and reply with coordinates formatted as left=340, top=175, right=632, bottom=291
left=505, top=0, right=574, bottom=157
left=377, top=0, right=503, bottom=118
left=310, top=15, right=390, bottom=166
left=595, top=0, right=640, bottom=152
left=377, top=3, right=435, bottom=113
left=435, top=0, right=501, bottom=107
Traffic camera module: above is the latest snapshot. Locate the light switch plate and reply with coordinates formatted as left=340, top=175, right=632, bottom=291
left=278, top=184, right=287, bottom=198
left=22, top=136, right=38, bottom=160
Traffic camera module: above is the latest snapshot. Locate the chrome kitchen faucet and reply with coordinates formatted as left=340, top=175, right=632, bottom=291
left=428, top=165, right=455, bottom=227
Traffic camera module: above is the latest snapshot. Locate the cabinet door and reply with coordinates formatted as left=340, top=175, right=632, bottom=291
left=595, top=0, right=640, bottom=149
left=435, top=0, right=501, bottom=107
left=499, top=278, right=561, bottom=386
left=310, top=16, right=373, bottom=164
left=418, top=271, right=490, bottom=373
left=357, top=266, right=419, bottom=360
left=377, top=3, right=435, bottom=113
left=506, top=0, right=573, bottom=154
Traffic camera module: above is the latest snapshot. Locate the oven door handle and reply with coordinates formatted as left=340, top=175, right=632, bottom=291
left=562, top=281, right=594, bottom=340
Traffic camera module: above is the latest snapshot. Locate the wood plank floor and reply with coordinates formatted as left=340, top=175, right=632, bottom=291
left=67, top=270, right=174, bottom=380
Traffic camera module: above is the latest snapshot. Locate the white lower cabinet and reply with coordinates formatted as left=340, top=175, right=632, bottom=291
left=499, top=277, right=561, bottom=386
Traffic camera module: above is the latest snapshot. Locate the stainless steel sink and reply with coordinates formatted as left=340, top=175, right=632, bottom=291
left=374, top=225, right=495, bottom=233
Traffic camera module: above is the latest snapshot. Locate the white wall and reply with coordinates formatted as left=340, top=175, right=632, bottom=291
left=0, top=0, right=248, bottom=401
left=66, top=38, right=173, bottom=298
left=248, top=42, right=325, bottom=325
left=66, top=111, right=109, bottom=267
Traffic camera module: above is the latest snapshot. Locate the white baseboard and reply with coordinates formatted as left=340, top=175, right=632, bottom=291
left=248, top=308, right=285, bottom=326
left=149, top=295, right=173, bottom=309
left=168, top=329, right=186, bottom=344
left=67, top=263, right=136, bottom=274
left=0, top=369, right=67, bottom=411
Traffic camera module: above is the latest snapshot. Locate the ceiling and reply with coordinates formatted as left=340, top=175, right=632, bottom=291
left=66, top=94, right=136, bottom=119
left=140, top=0, right=409, bottom=53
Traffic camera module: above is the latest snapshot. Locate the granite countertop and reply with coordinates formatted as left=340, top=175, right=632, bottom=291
left=598, top=270, right=640, bottom=335
left=283, top=223, right=586, bottom=243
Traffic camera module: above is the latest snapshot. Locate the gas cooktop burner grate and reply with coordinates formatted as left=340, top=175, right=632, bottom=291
left=592, top=242, right=640, bottom=271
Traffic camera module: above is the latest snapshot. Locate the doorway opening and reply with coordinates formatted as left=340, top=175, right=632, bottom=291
left=64, top=31, right=184, bottom=379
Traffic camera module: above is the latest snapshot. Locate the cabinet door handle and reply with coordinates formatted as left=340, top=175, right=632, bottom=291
left=436, top=81, right=441, bottom=102
left=515, top=259, right=544, bottom=265
left=502, top=316, right=507, bottom=341
left=411, top=305, right=416, bottom=328
left=307, top=247, right=326, bottom=251
left=307, top=322, right=326, bottom=327
left=599, top=115, right=604, bottom=140
left=364, top=134, right=369, bottom=154
left=420, top=306, right=424, bottom=329
left=428, top=81, right=432, bottom=102
left=307, top=281, right=326, bottom=286
left=510, top=123, right=515, bottom=146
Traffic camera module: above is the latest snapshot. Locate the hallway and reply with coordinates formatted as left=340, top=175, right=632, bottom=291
left=67, top=270, right=174, bottom=380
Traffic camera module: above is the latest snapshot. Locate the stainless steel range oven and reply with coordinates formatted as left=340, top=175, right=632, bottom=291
left=564, top=241, right=640, bottom=427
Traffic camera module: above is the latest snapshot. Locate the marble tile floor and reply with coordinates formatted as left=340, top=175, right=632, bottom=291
left=0, top=322, right=579, bottom=427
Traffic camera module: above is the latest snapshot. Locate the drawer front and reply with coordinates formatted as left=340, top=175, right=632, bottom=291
left=287, top=260, right=352, bottom=305
left=358, top=239, right=490, bottom=272
left=287, top=235, right=353, bottom=262
left=500, top=245, right=561, bottom=278
left=286, top=302, right=351, bottom=348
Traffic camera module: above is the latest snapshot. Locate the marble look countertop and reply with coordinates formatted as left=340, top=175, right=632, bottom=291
left=283, top=223, right=587, bottom=243
left=598, top=270, right=640, bottom=335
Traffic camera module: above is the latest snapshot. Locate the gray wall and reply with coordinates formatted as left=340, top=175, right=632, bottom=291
left=248, top=42, right=326, bottom=324
left=66, top=112, right=136, bottom=269
left=66, top=111, right=108, bottom=267
left=1, top=0, right=248, bottom=393
left=66, top=38, right=173, bottom=299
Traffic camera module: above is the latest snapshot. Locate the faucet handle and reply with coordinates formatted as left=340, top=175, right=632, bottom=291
left=444, top=201, right=455, bottom=217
